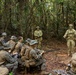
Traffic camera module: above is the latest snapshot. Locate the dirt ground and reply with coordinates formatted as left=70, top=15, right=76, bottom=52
left=17, top=39, right=72, bottom=75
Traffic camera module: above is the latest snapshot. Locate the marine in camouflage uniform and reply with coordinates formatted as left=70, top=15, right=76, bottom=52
left=5, top=36, right=16, bottom=53
left=21, top=39, right=49, bottom=75
left=34, top=26, right=43, bottom=49
left=0, top=66, right=9, bottom=75
left=63, top=24, right=76, bottom=56
left=12, top=36, right=23, bottom=57
left=0, top=50, right=18, bottom=75
left=67, top=53, right=76, bottom=75
left=54, top=53, right=76, bottom=75
left=20, top=38, right=31, bottom=56
left=20, top=38, right=31, bottom=62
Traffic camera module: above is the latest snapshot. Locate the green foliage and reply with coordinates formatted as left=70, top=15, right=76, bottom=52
left=0, top=0, right=76, bottom=39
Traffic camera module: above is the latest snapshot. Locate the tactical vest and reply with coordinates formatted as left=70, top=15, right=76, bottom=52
left=34, top=30, right=43, bottom=38
left=24, top=47, right=32, bottom=60
left=24, top=48, right=36, bottom=67
left=67, top=29, right=76, bottom=40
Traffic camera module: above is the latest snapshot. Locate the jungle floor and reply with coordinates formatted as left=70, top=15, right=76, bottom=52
left=17, top=38, right=73, bottom=75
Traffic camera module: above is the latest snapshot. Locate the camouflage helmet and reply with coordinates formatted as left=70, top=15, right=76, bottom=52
left=36, top=26, right=40, bottom=29
left=69, top=24, right=73, bottom=27
left=26, top=38, right=31, bottom=43
left=29, top=40, right=38, bottom=45
left=10, top=36, right=17, bottom=40
left=2, top=32, right=7, bottom=36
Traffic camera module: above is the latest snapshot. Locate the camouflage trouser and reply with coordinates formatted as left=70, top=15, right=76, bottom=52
left=24, top=58, right=46, bottom=71
left=35, top=58, right=46, bottom=71
left=35, top=37, right=42, bottom=49
left=21, top=56, right=26, bottom=62
left=6, top=61, right=18, bottom=75
left=0, top=66, right=9, bottom=75
left=67, top=39, right=75, bottom=56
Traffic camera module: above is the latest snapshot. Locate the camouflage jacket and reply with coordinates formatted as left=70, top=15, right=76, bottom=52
left=0, top=51, right=16, bottom=65
left=34, top=30, right=43, bottom=38
left=63, top=29, right=76, bottom=40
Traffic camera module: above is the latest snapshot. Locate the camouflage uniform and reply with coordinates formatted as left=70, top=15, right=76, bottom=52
left=0, top=50, right=18, bottom=75
left=55, top=53, right=76, bottom=75
left=12, top=36, right=23, bottom=55
left=22, top=39, right=48, bottom=75
left=0, top=66, right=9, bottom=75
left=65, top=53, right=76, bottom=75
left=34, top=26, right=43, bottom=49
left=20, top=39, right=49, bottom=74
left=5, top=36, right=16, bottom=52
left=63, top=24, right=76, bottom=56
left=29, top=48, right=46, bottom=68
left=20, top=44, right=30, bottom=60
left=20, top=38, right=32, bottom=59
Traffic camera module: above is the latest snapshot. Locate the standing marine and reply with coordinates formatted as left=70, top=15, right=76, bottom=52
left=63, top=24, right=76, bottom=56
left=34, top=26, right=43, bottom=49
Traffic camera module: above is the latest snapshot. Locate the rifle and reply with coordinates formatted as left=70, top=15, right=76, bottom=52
left=40, top=48, right=61, bottom=56
left=44, top=48, right=61, bottom=54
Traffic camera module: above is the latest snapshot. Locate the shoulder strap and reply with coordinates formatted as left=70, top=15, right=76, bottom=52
left=25, top=47, right=32, bottom=59
left=10, top=42, right=17, bottom=53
